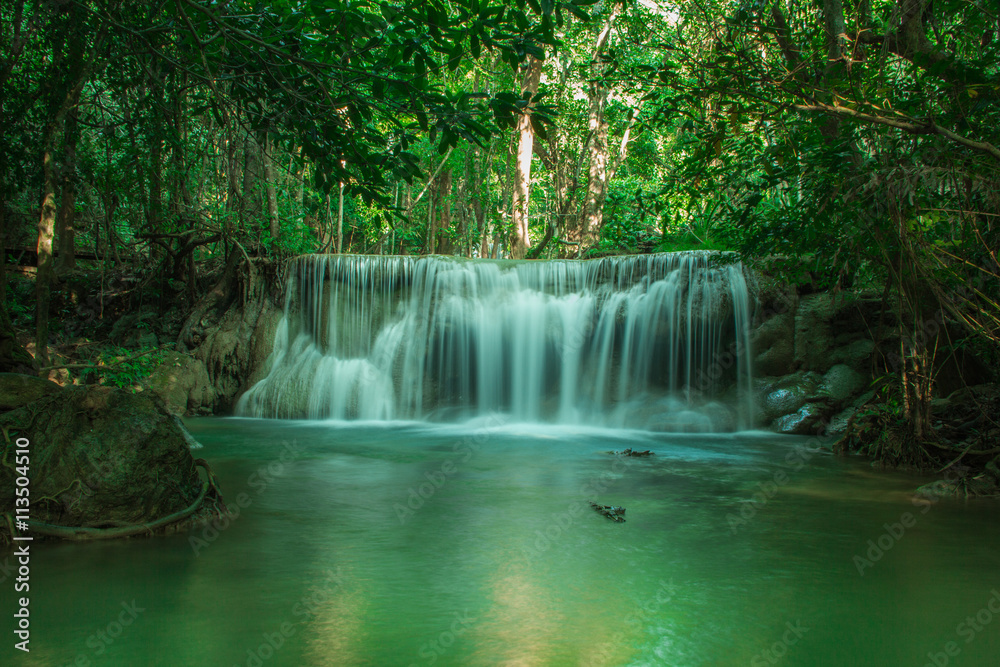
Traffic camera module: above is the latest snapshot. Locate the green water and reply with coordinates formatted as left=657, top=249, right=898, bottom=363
left=5, top=418, right=1000, bottom=666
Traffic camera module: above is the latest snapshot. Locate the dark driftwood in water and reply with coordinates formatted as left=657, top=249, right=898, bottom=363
left=613, top=448, right=653, bottom=457
left=590, top=502, right=626, bottom=522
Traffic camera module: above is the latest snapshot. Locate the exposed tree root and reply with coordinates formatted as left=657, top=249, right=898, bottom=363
left=3, top=459, right=225, bottom=544
left=838, top=384, right=1000, bottom=496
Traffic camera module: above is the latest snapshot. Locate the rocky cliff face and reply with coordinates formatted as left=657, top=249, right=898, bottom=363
left=155, top=258, right=284, bottom=415
left=750, top=280, right=883, bottom=435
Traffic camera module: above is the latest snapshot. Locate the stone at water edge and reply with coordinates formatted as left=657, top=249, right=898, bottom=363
left=758, top=371, right=822, bottom=422
left=0, top=381, right=215, bottom=537
left=772, top=402, right=827, bottom=435
left=825, top=406, right=857, bottom=437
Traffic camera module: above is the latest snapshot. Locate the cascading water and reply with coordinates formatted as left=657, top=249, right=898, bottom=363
left=236, top=252, right=755, bottom=431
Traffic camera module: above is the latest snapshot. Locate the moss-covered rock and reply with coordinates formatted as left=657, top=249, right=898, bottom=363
left=179, top=258, right=283, bottom=411
left=0, top=373, right=61, bottom=410
left=0, top=383, right=216, bottom=539
left=144, top=351, right=216, bottom=416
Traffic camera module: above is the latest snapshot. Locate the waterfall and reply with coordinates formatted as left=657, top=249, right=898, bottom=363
left=236, top=252, right=755, bottom=431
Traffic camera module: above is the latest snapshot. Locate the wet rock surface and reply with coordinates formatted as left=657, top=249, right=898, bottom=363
left=749, top=276, right=882, bottom=434
left=0, top=379, right=220, bottom=541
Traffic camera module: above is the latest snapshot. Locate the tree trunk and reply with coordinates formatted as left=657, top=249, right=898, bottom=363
left=336, top=181, right=345, bottom=253
left=579, top=6, right=621, bottom=251
left=243, top=134, right=263, bottom=241
left=224, top=125, right=240, bottom=256
left=55, top=105, right=79, bottom=273
left=0, top=201, right=6, bottom=305
left=36, top=127, right=59, bottom=370
left=819, top=0, right=848, bottom=138
left=147, top=71, right=166, bottom=234
left=436, top=169, right=452, bottom=255
left=510, top=56, right=543, bottom=259
left=262, top=133, right=280, bottom=247
left=469, top=143, right=488, bottom=258
left=581, top=89, right=611, bottom=247
left=34, top=7, right=100, bottom=370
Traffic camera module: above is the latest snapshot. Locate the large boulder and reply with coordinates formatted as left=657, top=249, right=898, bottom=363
left=793, top=293, right=836, bottom=371
left=0, top=381, right=219, bottom=539
left=756, top=368, right=864, bottom=434
left=110, top=308, right=160, bottom=348
left=828, top=338, right=876, bottom=372
left=0, top=373, right=61, bottom=410
left=757, top=371, right=822, bottom=423
left=825, top=406, right=857, bottom=437
left=752, top=310, right=796, bottom=377
left=818, top=364, right=867, bottom=405
left=144, top=351, right=216, bottom=416
left=773, top=402, right=828, bottom=435
left=745, top=268, right=880, bottom=434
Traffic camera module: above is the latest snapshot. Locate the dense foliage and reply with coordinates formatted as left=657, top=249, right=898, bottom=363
left=3, top=0, right=1000, bottom=466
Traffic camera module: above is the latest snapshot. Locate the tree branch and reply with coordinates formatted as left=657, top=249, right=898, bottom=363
left=790, top=103, right=1000, bottom=162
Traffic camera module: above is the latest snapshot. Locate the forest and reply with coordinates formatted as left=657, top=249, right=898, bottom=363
left=5, top=0, right=1000, bottom=466
left=3, top=2, right=1000, bottom=665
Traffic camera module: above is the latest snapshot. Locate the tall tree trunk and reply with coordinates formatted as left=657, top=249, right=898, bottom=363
left=336, top=181, right=345, bottom=253
left=820, top=0, right=848, bottom=138
left=426, top=182, right=436, bottom=254
left=34, top=10, right=99, bottom=370
left=147, top=69, right=166, bottom=234
left=243, top=133, right=263, bottom=243
left=435, top=169, right=452, bottom=254
left=0, top=201, right=7, bottom=305
left=224, top=124, right=240, bottom=257
left=580, top=6, right=621, bottom=250
left=35, top=125, right=59, bottom=370
left=54, top=105, right=79, bottom=273
left=262, top=133, right=280, bottom=247
left=510, top=56, right=543, bottom=259
left=469, top=143, right=488, bottom=258
left=581, top=90, right=611, bottom=247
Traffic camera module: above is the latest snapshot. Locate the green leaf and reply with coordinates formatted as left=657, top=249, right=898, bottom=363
left=562, top=2, right=589, bottom=21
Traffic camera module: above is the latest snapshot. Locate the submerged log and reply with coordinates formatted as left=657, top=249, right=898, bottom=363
left=613, top=448, right=653, bottom=457
left=589, top=501, right=626, bottom=522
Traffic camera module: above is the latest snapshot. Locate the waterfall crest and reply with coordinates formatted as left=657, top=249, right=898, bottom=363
left=236, top=252, right=755, bottom=431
